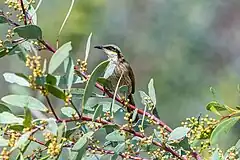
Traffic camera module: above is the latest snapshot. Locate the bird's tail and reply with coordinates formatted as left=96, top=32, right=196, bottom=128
left=128, top=94, right=139, bottom=123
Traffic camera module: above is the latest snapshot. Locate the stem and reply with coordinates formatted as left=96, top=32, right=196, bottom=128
left=19, top=0, right=27, bottom=25
left=45, top=96, right=59, bottom=121
left=70, top=100, right=82, bottom=119
left=38, top=39, right=56, bottom=53
left=62, top=116, right=186, bottom=160
left=95, top=79, right=173, bottom=132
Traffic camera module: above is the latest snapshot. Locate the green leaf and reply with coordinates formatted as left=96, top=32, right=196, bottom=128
left=72, top=136, right=87, bottom=151
left=131, top=108, right=138, bottom=122
left=48, top=42, right=72, bottom=74
left=61, top=107, right=76, bottom=117
left=104, top=62, right=116, bottom=79
left=82, top=60, right=110, bottom=107
left=0, top=137, right=9, bottom=147
left=71, top=132, right=93, bottom=160
left=106, top=130, right=125, bottom=142
left=168, top=127, right=190, bottom=141
left=0, top=103, right=12, bottom=113
left=71, top=88, right=85, bottom=95
left=148, top=78, right=156, bottom=106
left=57, top=121, right=66, bottom=143
left=210, top=117, right=239, bottom=146
left=0, top=112, right=23, bottom=124
left=114, top=143, right=125, bottom=154
left=97, top=77, right=111, bottom=88
left=3, top=72, right=30, bottom=87
left=2, top=95, right=48, bottom=112
left=84, top=32, right=92, bottom=62
left=45, top=118, right=58, bottom=135
left=179, top=137, right=191, bottom=151
left=100, top=155, right=111, bottom=160
left=235, top=138, right=240, bottom=154
left=111, top=154, right=118, bottom=160
left=9, top=124, right=24, bottom=131
left=45, top=84, right=65, bottom=100
left=65, top=126, right=80, bottom=138
left=0, top=15, right=8, bottom=23
left=35, top=77, right=45, bottom=86
left=46, top=74, right=57, bottom=85
left=139, top=91, right=151, bottom=105
left=93, top=105, right=103, bottom=121
left=19, top=153, right=24, bottom=160
left=0, top=48, right=7, bottom=58
left=206, top=101, right=227, bottom=116
left=66, top=57, right=74, bottom=91
left=23, top=108, right=32, bottom=128
left=73, top=75, right=83, bottom=84
left=119, top=85, right=128, bottom=95
left=14, top=25, right=42, bottom=39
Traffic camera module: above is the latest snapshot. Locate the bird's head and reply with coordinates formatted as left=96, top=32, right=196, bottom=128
left=94, top=44, right=122, bottom=61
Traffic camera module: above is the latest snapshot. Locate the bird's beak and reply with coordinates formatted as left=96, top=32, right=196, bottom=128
left=94, top=45, right=103, bottom=50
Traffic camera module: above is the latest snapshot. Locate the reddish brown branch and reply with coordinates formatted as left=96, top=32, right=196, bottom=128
left=62, top=116, right=186, bottom=160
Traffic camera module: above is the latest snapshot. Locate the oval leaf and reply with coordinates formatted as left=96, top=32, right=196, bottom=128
left=82, top=60, right=109, bottom=108
left=45, top=118, right=58, bottom=135
left=14, top=25, right=42, bottom=39
left=61, top=107, right=76, bottom=118
left=45, top=84, right=65, bottom=100
left=0, top=15, right=8, bottom=23
left=84, top=32, right=92, bottom=62
left=23, top=108, right=32, bottom=128
left=3, top=72, right=30, bottom=87
left=48, top=42, right=72, bottom=74
left=148, top=78, right=156, bottom=106
left=0, top=103, right=12, bottom=113
left=0, top=112, right=23, bottom=124
left=106, top=130, right=125, bottom=142
left=206, top=101, right=227, bottom=116
left=2, top=95, right=48, bottom=112
left=168, top=127, right=190, bottom=141
left=210, top=117, right=239, bottom=146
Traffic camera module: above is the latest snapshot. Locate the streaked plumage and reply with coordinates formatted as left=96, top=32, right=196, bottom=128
left=94, top=44, right=138, bottom=122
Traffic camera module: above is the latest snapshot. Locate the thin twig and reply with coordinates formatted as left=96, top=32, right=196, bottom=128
left=2, top=11, right=201, bottom=160
left=70, top=100, right=82, bottom=119
left=19, top=0, right=27, bottom=25
left=45, top=96, right=59, bottom=121
left=38, top=39, right=56, bottom=53
left=62, top=116, right=186, bottom=160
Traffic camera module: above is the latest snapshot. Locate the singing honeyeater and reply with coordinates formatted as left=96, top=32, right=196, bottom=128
left=94, top=44, right=139, bottom=122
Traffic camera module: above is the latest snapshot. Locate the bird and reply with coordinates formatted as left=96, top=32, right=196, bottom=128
left=94, top=44, right=139, bottom=122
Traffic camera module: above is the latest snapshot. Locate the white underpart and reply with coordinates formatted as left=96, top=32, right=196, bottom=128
left=103, top=49, right=118, bottom=62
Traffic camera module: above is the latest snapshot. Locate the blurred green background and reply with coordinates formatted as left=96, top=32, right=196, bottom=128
left=1, top=0, right=240, bottom=130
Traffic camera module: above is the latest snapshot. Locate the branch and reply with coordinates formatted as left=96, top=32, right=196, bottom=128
left=45, top=96, right=59, bottom=121
left=70, top=100, right=82, bottom=119
left=62, top=116, right=186, bottom=160
left=19, top=0, right=27, bottom=25
left=79, top=71, right=173, bottom=132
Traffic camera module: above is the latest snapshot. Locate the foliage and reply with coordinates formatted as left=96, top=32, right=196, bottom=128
left=0, top=1, right=239, bottom=160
